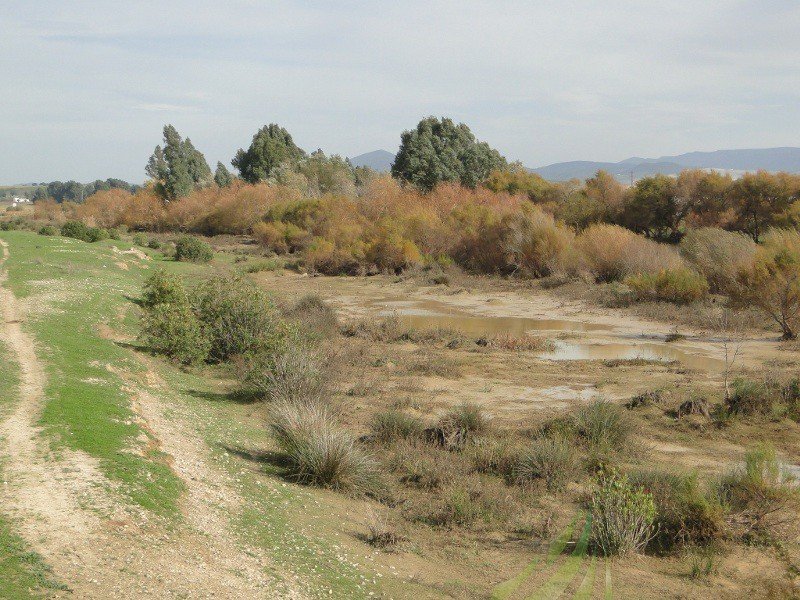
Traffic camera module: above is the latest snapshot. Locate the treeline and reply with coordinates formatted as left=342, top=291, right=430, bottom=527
left=30, top=178, right=139, bottom=203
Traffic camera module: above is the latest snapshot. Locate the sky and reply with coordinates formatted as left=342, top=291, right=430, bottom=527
left=1, top=0, right=799, bottom=184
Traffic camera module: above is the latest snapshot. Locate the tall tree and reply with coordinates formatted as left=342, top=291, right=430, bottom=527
left=728, top=171, right=796, bottom=242
left=391, top=117, right=506, bottom=192
left=146, top=125, right=211, bottom=200
left=232, top=124, right=306, bottom=184
left=214, top=162, right=234, bottom=187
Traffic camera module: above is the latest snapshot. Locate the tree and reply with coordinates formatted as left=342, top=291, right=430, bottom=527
left=232, top=124, right=306, bottom=184
left=728, top=171, right=796, bottom=242
left=732, top=229, right=800, bottom=340
left=391, top=116, right=506, bottom=192
left=146, top=125, right=211, bottom=200
left=214, top=162, right=233, bottom=188
left=619, top=175, right=682, bottom=241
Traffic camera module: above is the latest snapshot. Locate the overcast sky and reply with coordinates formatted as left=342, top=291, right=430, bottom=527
left=1, top=0, right=799, bottom=184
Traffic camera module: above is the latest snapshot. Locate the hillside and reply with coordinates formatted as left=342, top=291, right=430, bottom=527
left=531, top=147, right=800, bottom=182
left=349, top=150, right=395, bottom=172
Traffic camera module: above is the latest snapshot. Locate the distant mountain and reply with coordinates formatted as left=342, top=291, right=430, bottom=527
left=349, top=150, right=394, bottom=172
left=531, top=147, right=800, bottom=182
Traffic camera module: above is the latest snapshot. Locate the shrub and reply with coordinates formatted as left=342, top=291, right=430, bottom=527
left=731, top=228, right=800, bottom=339
left=503, top=205, right=574, bottom=277
left=467, top=438, right=519, bottom=480
left=370, top=410, right=423, bottom=444
left=625, top=267, right=709, bottom=304
left=514, top=436, right=580, bottom=491
left=175, top=235, right=213, bottom=262
left=363, top=510, right=406, bottom=550
left=630, top=469, right=724, bottom=551
left=716, top=444, right=799, bottom=540
left=576, top=224, right=682, bottom=282
left=590, top=469, right=656, bottom=555
left=38, top=225, right=58, bottom=236
left=108, top=227, right=122, bottom=240
left=416, top=477, right=521, bottom=528
left=242, top=344, right=326, bottom=404
left=147, top=238, right=161, bottom=249
left=439, top=402, right=488, bottom=435
left=679, top=227, right=757, bottom=293
left=269, top=401, right=382, bottom=494
left=574, top=400, right=632, bottom=457
left=283, top=294, right=338, bottom=339
left=132, top=232, right=149, bottom=246
left=85, top=227, right=109, bottom=243
left=141, top=269, right=188, bottom=309
left=61, top=220, right=91, bottom=241
left=191, top=275, right=284, bottom=361
left=139, top=303, right=210, bottom=365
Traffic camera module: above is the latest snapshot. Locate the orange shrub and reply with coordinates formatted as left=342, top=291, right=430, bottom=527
left=576, top=224, right=682, bottom=282
left=119, top=189, right=166, bottom=231
left=34, top=199, right=66, bottom=224
left=76, top=189, right=132, bottom=228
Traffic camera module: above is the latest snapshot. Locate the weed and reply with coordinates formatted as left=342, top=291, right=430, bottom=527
left=514, top=436, right=580, bottom=491
left=590, top=469, right=656, bottom=556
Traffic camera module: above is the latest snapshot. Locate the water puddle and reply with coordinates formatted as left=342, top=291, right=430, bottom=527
left=370, top=298, right=725, bottom=372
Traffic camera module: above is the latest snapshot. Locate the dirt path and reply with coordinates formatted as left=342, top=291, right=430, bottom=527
left=0, top=239, right=299, bottom=598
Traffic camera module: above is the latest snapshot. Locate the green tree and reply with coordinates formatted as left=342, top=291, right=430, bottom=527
left=146, top=125, right=211, bottom=200
left=485, top=162, right=554, bottom=202
left=728, top=171, right=796, bottom=242
left=214, top=162, right=234, bottom=188
left=232, top=124, right=306, bottom=183
left=619, top=175, right=682, bottom=241
left=391, top=117, right=506, bottom=192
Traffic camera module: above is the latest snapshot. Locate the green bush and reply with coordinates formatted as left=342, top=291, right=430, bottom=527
left=175, top=236, right=213, bottom=263
left=574, top=400, right=632, bottom=458
left=141, top=269, right=188, bottom=309
left=191, top=275, right=284, bottom=361
left=370, top=410, right=424, bottom=444
left=514, top=435, right=579, bottom=491
left=590, top=469, right=656, bottom=556
left=630, top=469, right=724, bottom=552
left=139, top=302, right=210, bottom=365
left=147, top=238, right=161, bottom=249
left=38, top=225, right=58, bottom=236
left=132, top=232, right=149, bottom=246
left=270, top=400, right=382, bottom=495
left=726, top=377, right=800, bottom=420
left=86, top=227, right=108, bottom=243
left=108, top=227, right=122, bottom=240
left=61, top=220, right=91, bottom=241
left=625, top=267, right=709, bottom=305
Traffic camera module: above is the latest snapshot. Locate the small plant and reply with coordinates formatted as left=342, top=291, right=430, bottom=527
left=38, top=225, right=58, bottom=236
left=514, top=435, right=579, bottom=491
left=147, top=238, right=161, bottom=249
left=625, top=267, right=709, bottom=305
left=269, top=400, right=382, bottom=495
left=175, top=235, right=213, bottom=262
left=283, top=294, right=339, bottom=339
left=132, top=232, right=149, bottom=246
left=688, top=546, right=718, bottom=579
left=242, top=344, right=326, bottom=405
left=439, top=402, right=488, bottom=435
left=370, top=410, right=423, bottom=444
left=590, top=469, right=656, bottom=556
left=574, top=399, right=632, bottom=457
left=716, top=444, right=798, bottom=540
left=363, top=509, right=406, bottom=550
left=108, top=227, right=122, bottom=240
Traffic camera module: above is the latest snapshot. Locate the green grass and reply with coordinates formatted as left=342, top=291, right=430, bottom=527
left=0, top=340, right=64, bottom=597
left=0, top=231, right=185, bottom=516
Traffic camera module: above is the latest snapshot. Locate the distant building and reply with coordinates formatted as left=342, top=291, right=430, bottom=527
left=11, top=197, right=32, bottom=207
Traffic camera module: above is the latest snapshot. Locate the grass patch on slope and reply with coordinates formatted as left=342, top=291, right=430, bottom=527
left=0, top=231, right=186, bottom=516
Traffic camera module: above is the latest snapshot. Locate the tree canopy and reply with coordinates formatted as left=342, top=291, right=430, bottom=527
left=232, top=124, right=307, bottom=184
left=214, top=162, right=234, bottom=188
left=146, top=125, right=212, bottom=200
left=391, top=117, right=506, bottom=192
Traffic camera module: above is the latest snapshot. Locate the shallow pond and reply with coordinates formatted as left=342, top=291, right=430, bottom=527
left=371, top=298, right=725, bottom=372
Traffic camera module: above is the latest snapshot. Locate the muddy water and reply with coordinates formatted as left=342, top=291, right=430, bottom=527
left=371, top=298, right=726, bottom=372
